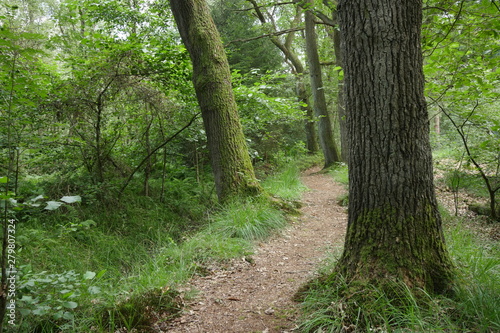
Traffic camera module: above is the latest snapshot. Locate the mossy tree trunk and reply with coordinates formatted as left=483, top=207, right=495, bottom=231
left=304, top=8, right=340, bottom=168
left=169, top=0, right=262, bottom=202
left=336, top=0, right=454, bottom=293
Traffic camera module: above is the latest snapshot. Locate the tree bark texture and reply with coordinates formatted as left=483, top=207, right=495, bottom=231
left=337, top=0, right=454, bottom=293
left=169, top=0, right=262, bottom=201
left=305, top=9, right=341, bottom=168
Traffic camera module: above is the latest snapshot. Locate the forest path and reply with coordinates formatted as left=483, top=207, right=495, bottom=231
left=161, top=166, right=348, bottom=332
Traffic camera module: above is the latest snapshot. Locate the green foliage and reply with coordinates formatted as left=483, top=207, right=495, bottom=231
left=424, top=0, right=500, bottom=219
left=443, top=169, right=491, bottom=198
left=17, top=269, right=104, bottom=326
left=234, top=71, right=306, bottom=163
left=329, top=163, right=349, bottom=186
left=100, top=288, right=182, bottom=332
left=299, top=274, right=455, bottom=332
left=211, top=0, right=283, bottom=76
left=445, top=220, right=500, bottom=332
left=9, top=159, right=302, bottom=330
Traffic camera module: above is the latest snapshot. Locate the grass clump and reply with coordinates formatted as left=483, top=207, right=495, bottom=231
left=210, top=198, right=287, bottom=240
left=262, top=162, right=308, bottom=201
left=445, top=219, right=500, bottom=332
left=299, top=275, right=453, bottom=332
left=98, top=288, right=182, bottom=332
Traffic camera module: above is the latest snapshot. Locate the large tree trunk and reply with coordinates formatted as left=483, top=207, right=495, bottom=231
left=336, top=0, right=454, bottom=293
left=169, top=0, right=262, bottom=202
left=304, top=9, right=340, bottom=168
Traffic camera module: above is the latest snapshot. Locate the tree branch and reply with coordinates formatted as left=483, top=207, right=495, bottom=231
left=424, top=0, right=465, bottom=57
left=225, top=27, right=304, bottom=46
left=118, top=113, right=200, bottom=195
left=233, top=1, right=296, bottom=12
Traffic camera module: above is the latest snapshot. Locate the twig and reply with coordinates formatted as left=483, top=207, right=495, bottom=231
left=118, top=113, right=200, bottom=195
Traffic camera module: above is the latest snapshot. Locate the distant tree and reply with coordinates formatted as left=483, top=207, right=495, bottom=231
left=336, top=0, right=454, bottom=293
left=169, top=0, right=263, bottom=202
left=304, top=5, right=340, bottom=167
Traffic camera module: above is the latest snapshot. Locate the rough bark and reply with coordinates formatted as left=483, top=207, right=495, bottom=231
left=336, top=0, right=454, bottom=293
left=304, top=9, right=340, bottom=168
left=169, top=0, right=262, bottom=202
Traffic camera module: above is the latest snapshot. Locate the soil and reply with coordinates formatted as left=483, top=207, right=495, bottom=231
left=154, top=166, right=348, bottom=333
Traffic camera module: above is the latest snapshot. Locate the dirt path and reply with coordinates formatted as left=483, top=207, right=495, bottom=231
left=159, top=167, right=348, bottom=333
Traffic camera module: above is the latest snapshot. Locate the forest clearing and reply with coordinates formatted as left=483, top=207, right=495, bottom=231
left=1, top=0, right=499, bottom=332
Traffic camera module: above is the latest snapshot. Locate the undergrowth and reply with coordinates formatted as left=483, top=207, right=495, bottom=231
left=9, top=158, right=311, bottom=332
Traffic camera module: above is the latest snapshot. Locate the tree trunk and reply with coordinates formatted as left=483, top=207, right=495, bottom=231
left=336, top=0, right=454, bottom=293
left=332, top=23, right=348, bottom=163
left=304, top=9, right=340, bottom=168
left=169, top=0, right=262, bottom=202
left=297, top=79, right=318, bottom=154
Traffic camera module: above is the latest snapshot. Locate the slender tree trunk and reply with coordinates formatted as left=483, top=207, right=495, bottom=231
left=304, top=9, right=340, bottom=168
left=297, top=79, right=318, bottom=154
left=169, top=0, right=262, bottom=202
left=333, top=24, right=348, bottom=163
left=336, top=0, right=454, bottom=293
left=143, top=109, right=152, bottom=197
left=94, top=102, right=104, bottom=183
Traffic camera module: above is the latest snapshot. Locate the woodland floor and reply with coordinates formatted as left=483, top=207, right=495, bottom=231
left=155, top=166, right=348, bottom=333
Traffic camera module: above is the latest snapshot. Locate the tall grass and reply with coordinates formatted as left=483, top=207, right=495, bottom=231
left=445, top=220, right=500, bottom=332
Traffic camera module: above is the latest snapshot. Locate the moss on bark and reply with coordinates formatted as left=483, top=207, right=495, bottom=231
left=169, top=0, right=263, bottom=202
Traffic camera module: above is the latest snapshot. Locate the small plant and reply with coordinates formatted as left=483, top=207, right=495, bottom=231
left=16, top=268, right=105, bottom=329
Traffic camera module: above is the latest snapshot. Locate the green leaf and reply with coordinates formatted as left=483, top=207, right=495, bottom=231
left=83, top=271, right=96, bottom=280
left=45, top=201, right=63, bottom=210
left=60, top=195, right=82, bottom=203
left=0, top=177, right=7, bottom=184
left=31, top=194, right=45, bottom=202
left=20, top=295, right=35, bottom=304
left=88, top=286, right=101, bottom=294
left=62, top=301, right=78, bottom=309
left=19, top=308, right=31, bottom=316
left=96, top=269, right=107, bottom=279
left=63, top=311, right=75, bottom=320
